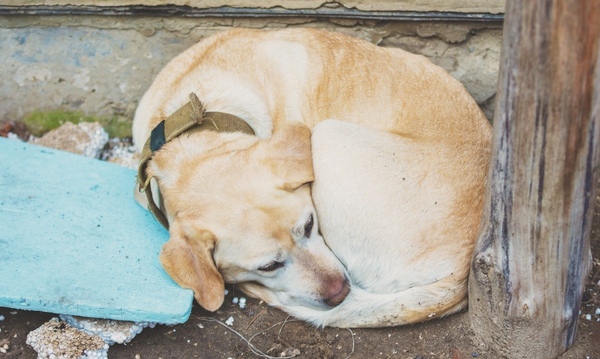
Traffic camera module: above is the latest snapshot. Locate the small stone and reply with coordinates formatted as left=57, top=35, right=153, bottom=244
left=225, top=317, right=234, bottom=326
left=280, top=347, right=301, bottom=357
left=7, top=132, right=21, bottom=141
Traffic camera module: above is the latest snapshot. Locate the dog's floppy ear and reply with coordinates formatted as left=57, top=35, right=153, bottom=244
left=266, top=121, right=314, bottom=190
left=159, top=223, right=225, bottom=311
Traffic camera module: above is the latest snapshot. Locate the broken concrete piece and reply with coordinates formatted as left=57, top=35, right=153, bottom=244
left=26, top=316, right=156, bottom=358
left=31, top=122, right=109, bottom=158
left=26, top=318, right=108, bottom=359
left=60, top=315, right=156, bottom=346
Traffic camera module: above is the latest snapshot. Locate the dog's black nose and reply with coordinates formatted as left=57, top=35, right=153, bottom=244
left=324, top=278, right=350, bottom=307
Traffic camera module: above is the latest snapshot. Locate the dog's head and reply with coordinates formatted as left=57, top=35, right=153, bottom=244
left=147, top=122, right=350, bottom=312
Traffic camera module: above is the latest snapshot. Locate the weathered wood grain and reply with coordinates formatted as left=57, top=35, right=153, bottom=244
left=468, top=1, right=600, bottom=358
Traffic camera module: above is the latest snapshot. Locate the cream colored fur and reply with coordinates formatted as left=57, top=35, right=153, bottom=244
left=132, top=28, right=492, bottom=328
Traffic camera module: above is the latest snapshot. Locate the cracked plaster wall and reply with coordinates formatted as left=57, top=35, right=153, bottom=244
left=2, top=1, right=506, bottom=13
left=0, top=15, right=501, bottom=126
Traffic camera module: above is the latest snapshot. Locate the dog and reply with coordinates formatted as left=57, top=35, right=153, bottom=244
left=132, top=28, right=492, bottom=328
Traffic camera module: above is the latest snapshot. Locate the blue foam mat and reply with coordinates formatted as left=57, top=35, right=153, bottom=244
left=0, top=138, right=193, bottom=324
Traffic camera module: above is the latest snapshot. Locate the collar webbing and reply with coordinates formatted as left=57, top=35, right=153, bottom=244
left=137, top=92, right=255, bottom=229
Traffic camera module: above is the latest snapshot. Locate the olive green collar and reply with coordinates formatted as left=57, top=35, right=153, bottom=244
left=137, top=93, right=255, bottom=229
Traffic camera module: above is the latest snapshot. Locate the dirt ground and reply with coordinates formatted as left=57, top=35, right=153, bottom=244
left=1, top=258, right=600, bottom=359
left=1, top=124, right=600, bottom=358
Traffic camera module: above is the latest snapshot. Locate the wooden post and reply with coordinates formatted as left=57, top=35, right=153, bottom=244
left=468, top=1, right=600, bottom=358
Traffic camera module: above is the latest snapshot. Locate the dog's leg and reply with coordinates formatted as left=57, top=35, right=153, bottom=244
left=308, top=120, right=473, bottom=327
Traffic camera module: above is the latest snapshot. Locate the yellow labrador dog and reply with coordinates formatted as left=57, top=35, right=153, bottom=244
left=132, top=28, right=492, bottom=328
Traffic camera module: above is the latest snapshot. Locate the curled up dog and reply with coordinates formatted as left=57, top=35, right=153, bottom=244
left=132, top=28, right=492, bottom=328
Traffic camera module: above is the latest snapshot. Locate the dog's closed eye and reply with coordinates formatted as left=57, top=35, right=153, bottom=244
left=293, top=213, right=314, bottom=240
left=258, top=261, right=285, bottom=272
left=303, top=214, right=314, bottom=238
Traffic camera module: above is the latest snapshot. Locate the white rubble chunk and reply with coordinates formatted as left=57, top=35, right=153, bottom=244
left=26, top=318, right=107, bottom=359
left=225, top=317, right=234, bottom=326
left=60, top=315, right=156, bottom=345
left=101, top=138, right=138, bottom=169
left=31, top=122, right=109, bottom=159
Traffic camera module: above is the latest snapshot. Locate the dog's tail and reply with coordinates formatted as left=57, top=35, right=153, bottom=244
left=283, top=275, right=468, bottom=328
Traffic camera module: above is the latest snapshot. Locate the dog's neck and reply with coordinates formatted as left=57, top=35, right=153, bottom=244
left=137, top=93, right=255, bottom=228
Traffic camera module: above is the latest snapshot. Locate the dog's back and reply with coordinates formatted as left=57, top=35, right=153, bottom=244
left=134, top=28, right=489, bottom=148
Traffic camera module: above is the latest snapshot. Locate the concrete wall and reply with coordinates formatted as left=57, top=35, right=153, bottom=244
left=2, top=1, right=506, bottom=13
left=0, top=3, right=503, bottom=130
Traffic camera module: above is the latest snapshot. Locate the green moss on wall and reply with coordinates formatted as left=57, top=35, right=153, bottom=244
left=23, top=110, right=132, bottom=138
